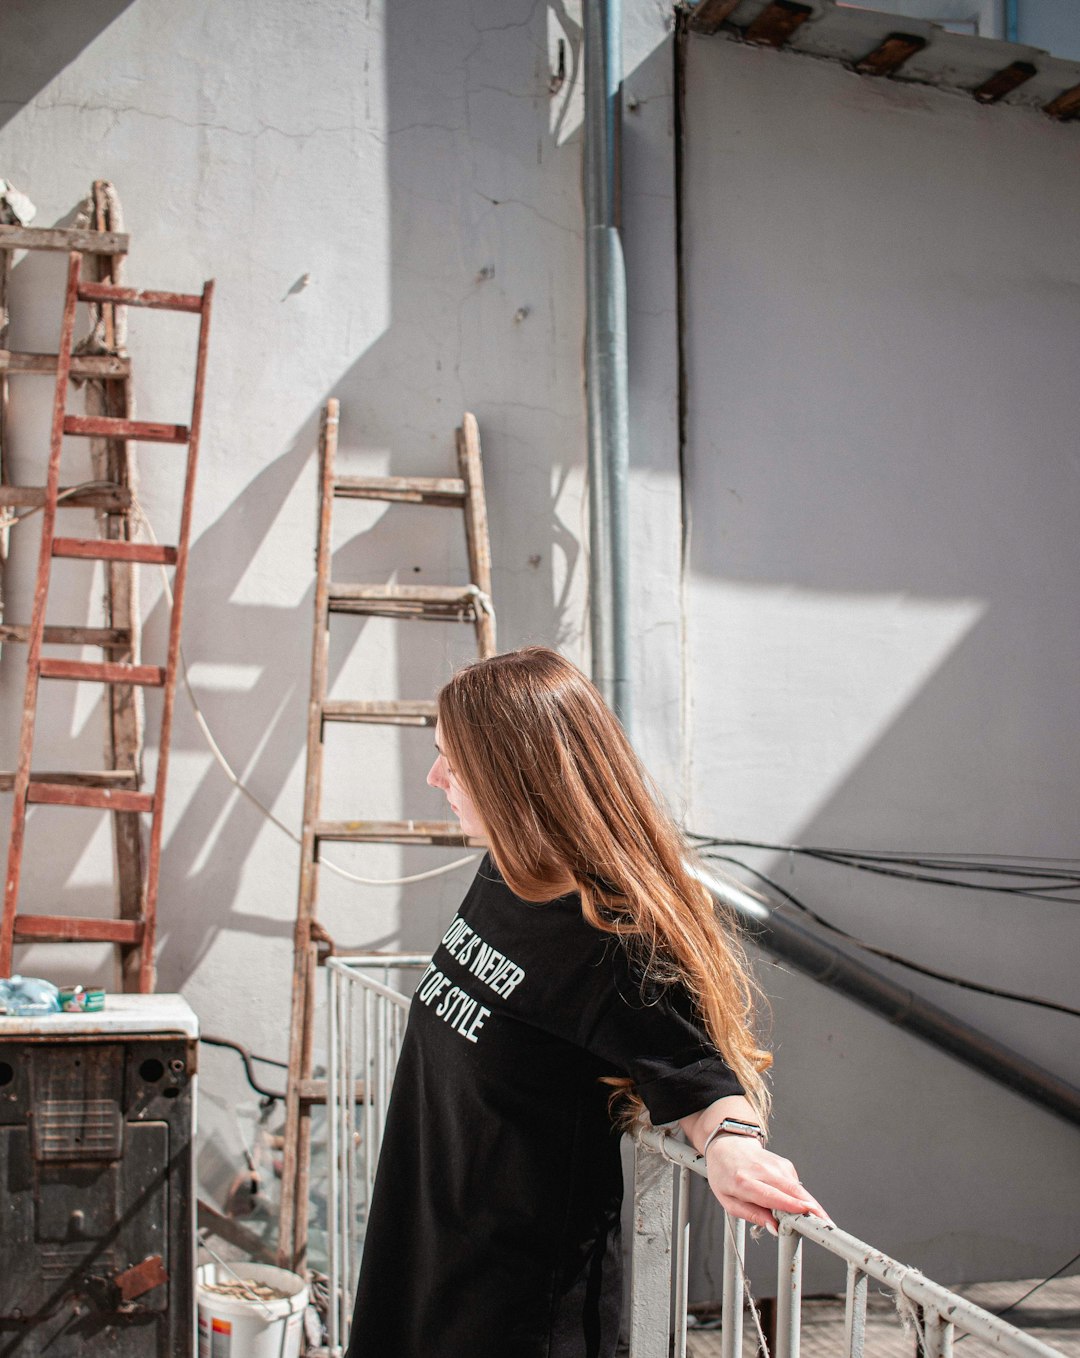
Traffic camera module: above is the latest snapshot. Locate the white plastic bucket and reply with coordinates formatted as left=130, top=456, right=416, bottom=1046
left=197, top=1262, right=308, bottom=1358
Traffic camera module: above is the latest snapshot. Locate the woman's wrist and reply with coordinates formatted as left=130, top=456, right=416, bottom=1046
left=702, top=1117, right=766, bottom=1158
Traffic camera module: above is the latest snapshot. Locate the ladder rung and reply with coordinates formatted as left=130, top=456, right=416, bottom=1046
left=28, top=781, right=154, bottom=813
left=77, top=281, right=204, bottom=314
left=0, top=623, right=133, bottom=647
left=0, top=484, right=132, bottom=512
left=13, top=915, right=144, bottom=944
left=327, top=584, right=479, bottom=620
left=314, top=819, right=470, bottom=845
left=298, top=1078, right=367, bottom=1104
left=0, top=770, right=138, bottom=794
left=0, top=350, right=131, bottom=379
left=63, top=415, right=189, bottom=444
left=333, top=475, right=467, bottom=506
left=38, top=659, right=165, bottom=687
left=322, top=699, right=437, bottom=726
left=0, top=225, right=130, bottom=255
left=53, top=538, right=177, bottom=565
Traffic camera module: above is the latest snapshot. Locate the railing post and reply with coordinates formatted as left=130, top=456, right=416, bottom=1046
left=775, top=1221, right=803, bottom=1358
left=924, top=1309, right=955, bottom=1358
left=721, top=1214, right=746, bottom=1358
left=629, top=1136, right=674, bottom=1358
left=844, top=1262, right=867, bottom=1358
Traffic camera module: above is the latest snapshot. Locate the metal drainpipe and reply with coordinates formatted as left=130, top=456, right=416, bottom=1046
left=694, top=867, right=1080, bottom=1128
left=584, top=0, right=633, bottom=738
left=1006, top=0, right=1019, bottom=42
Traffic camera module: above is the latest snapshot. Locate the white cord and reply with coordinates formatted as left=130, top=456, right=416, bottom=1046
left=3, top=486, right=479, bottom=888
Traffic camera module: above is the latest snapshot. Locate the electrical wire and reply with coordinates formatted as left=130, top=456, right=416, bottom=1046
left=695, top=849, right=1080, bottom=1021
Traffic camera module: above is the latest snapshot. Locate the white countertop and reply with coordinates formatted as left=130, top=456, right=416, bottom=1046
left=0, top=992, right=199, bottom=1038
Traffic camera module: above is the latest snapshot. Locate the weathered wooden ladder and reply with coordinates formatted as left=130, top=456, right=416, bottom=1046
left=0, top=222, right=213, bottom=992
left=277, top=397, right=496, bottom=1270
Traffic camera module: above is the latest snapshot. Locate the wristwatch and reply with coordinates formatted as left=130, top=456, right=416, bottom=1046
left=702, top=1118, right=766, bottom=1156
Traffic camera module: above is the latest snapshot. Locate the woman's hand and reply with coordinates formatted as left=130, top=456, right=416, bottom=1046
left=703, top=1134, right=829, bottom=1234
left=679, top=1096, right=830, bottom=1234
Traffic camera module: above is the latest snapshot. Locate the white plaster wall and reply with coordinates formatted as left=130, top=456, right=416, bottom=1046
left=682, top=33, right=1080, bottom=1290
left=0, top=0, right=594, bottom=1254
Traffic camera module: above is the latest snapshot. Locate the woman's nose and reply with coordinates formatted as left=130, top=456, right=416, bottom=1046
left=427, top=756, right=447, bottom=790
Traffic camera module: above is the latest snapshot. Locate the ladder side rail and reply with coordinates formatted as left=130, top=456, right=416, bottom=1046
left=456, top=412, right=496, bottom=657
left=139, top=279, right=215, bottom=992
left=0, top=251, right=83, bottom=973
left=0, top=246, right=11, bottom=597
left=279, top=398, right=340, bottom=1271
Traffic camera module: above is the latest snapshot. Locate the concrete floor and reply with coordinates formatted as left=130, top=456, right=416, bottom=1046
left=685, top=1272, right=1080, bottom=1357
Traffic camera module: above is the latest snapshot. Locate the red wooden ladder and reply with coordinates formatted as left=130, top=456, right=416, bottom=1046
left=0, top=250, right=214, bottom=991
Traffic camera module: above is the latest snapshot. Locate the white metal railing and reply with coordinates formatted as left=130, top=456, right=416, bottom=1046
left=325, top=956, right=1065, bottom=1358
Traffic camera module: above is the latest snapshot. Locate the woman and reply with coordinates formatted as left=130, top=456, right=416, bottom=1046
left=347, top=647, right=825, bottom=1358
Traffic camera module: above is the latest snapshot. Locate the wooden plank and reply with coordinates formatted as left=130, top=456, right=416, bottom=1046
left=854, top=34, right=926, bottom=77
left=333, top=474, right=467, bottom=505
left=89, top=179, right=145, bottom=995
left=28, top=781, right=154, bottom=813
left=77, top=281, right=204, bottom=314
left=0, top=351, right=131, bottom=378
left=973, top=61, right=1037, bottom=104
left=0, top=623, right=132, bottom=646
left=0, top=484, right=132, bottom=511
left=1044, top=83, right=1080, bottom=119
left=687, top=0, right=742, bottom=35
left=457, top=413, right=496, bottom=658
left=314, top=818, right=472, bottom=845
left=327, top=582, right=479, bottom=620
left=53, top=537, right=177, bottom=565
left=197, top=1200, right=278, bottom=1266
left=13, top=914, right=143, bottom=943
left=322, top=698, right=437, bottom=726
left=0, top=225, right=130, bottom=255
left=0, top=769, right=138, bottom=793
left=744, top=0, right=812, bottom=47
left=38, top=658, right=166, bottom=686
left=63, top=414, right=189, bottom=444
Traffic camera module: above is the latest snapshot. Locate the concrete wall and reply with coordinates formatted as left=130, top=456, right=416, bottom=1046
left=682, top=31, right=1080, bottom=1291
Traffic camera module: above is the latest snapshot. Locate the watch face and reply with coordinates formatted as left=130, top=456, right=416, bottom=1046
left=722, top=1119, right=763, bottom=1136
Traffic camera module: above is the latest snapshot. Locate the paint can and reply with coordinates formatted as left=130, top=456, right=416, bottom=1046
left=196, top=1263, right=308, bottom=1358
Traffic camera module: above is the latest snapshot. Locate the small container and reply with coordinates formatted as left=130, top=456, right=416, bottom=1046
left=59, top=986, right=106, bottom=1013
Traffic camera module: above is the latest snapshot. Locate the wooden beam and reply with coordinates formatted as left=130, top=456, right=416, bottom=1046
left=0, top=770, right=138, bottom=793
left=197, top=1200, right=278, bottom=1266
left=14, top=915, right=144, bottom=943
left=743, top=1, right=812, bottom=48
left=1044, top=83, right=1080, bottom=120
left=0, top=484, right=132, bottom=511
left=973, top=61, right=1037, bottom=104
left=686, top=0, right=742, bottom=36
left=854, top=33, right=926, bottom=78
left=0, top=350, right=131, bottom=379
left=0, top=623, right=132, bottom=647
left=0, top=225, right=130, bottom=255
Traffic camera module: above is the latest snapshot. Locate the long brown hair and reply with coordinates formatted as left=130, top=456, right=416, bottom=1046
left=436, top=645, right=772, bottom=1123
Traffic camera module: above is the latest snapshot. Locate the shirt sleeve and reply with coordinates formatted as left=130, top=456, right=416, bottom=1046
left=582, top=949, right=745, bottom=1125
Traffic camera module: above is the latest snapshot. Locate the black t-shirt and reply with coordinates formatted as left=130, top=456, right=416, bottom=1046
left=346, top=856, right=743, bottom=1358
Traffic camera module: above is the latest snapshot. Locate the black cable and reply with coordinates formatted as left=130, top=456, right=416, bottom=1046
left=954, top=1245, right=1080, bottom=1344
left=688, top=836, right=1080, bottom=904
left=200, top=1034, right=288, bottom=1101
left=698, top=852, right=1080, bottom=1020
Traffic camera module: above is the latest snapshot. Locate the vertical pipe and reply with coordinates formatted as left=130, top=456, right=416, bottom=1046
left=673, top=1166, right=691, bottom=1356
left=1006, top=0, right=1019, bottom=42
left=844, top=1263, right=867, bottom=1358
left=584, top=0, right=633, bottom=737
left=721, top=1215, right=745, bottom=1358
left=327, top=968, right=340, bottom=1354
left=628, top=1139, right=674, bottom=1358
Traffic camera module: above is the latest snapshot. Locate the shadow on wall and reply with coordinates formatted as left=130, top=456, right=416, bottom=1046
left=0, top=0, right=137, bottom=129
left=1, top=0, right=587, bottom=984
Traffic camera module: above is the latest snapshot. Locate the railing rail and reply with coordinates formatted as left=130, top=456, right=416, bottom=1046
left=325, top=955, right=1065, bottom=1358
